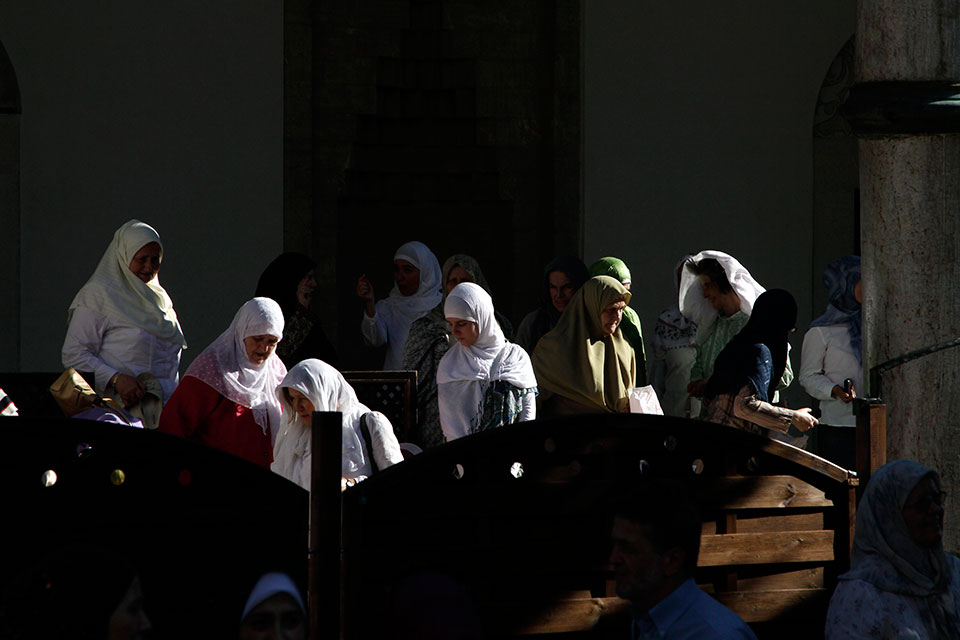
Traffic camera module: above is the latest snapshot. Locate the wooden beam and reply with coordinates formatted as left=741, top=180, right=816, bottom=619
left=310, top=412, right=342, bottom=640
left=699, top=475, right=833, bottom=509
left=856, top=399, right=886, bottom=493
left=699, top=531, right=834, bottom=566
left=713, top=588, right=830, bottom=623
left=488, top=596, right=630, bottom=634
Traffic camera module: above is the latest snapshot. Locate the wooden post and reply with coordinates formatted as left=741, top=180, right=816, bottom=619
left=309, top=411, right=342, bottom=640
left=854, top=399, right=885, bottom=497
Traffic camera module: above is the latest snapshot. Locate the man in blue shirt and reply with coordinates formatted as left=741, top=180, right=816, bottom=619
left=609, top=483, right=757, bottom=640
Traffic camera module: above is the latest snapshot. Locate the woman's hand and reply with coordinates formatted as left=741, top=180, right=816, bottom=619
left=831, top=384, right=855, bottom=403
left=356, top=275, right=376, bottom=317
left=113, top=373, right=145, bottom=407
left=791, top=407, right=818, bottom=432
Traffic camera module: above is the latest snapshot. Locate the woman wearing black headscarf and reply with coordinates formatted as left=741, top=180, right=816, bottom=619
left=255, top=252, right=338, bottom=367
left=702, top=289, right=818, bottom=436
left=514, top=256, right=590, bottom=354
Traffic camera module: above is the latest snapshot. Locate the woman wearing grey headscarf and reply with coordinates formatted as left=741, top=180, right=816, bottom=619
left=825, top=459, right=960, bottom=639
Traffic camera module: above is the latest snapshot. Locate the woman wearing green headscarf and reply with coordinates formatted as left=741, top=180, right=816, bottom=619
left=588, top=257, right=646, bottom=385
left=532, top=276, right=636, bottom=415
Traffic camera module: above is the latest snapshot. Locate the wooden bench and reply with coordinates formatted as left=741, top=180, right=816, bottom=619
left=335, top=413, right=857, bottom=639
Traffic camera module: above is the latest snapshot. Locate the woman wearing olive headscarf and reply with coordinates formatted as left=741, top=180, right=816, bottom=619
left=826, top=460, right=960, bottom=639
left=401, top=254, right=513, bottom=448
left=532, top=276, right=636, bottom=415
left=799, top=255, right=862, bottom=469
left=588, top=256, right=646, bottom=385
left=62, top=219, right=186, bottom=407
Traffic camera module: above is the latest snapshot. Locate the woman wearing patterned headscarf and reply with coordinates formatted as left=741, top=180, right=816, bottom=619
left=826, top=459, right=959, bottom=639
left=532, top=276, right=636, bottom=415
left=159, top=298, right=287, bottom=468
left=437, top=283, right=537, bottom=441
left=401, top=254, right=513, bottom=448
left=356, top=241, right=443, bottom=370
left=62, top=219, right=187, bottom=407
left=799, top=255, right=862, bottom=469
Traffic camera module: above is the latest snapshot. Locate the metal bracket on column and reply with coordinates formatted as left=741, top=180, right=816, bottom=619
left=869, top=336, right=960, bottom=398
left=841, top=81, right=960, bottom=135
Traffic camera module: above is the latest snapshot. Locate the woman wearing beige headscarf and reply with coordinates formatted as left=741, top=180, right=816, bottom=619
left=532, top=276, right=636, bottom=416
left=62, top=220, right=186, bottom=409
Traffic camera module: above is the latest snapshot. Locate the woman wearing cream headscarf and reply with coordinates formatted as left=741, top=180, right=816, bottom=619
left=159, top=298, right=286, bottom=468
left=62, top=220, right=186, bottom=408
left=437, top=283, right=537, bottom=441
left=272, top=358, right=403, bottom=490
left=532, top=276, right=636, bottom=416
left=356, top=240, right=443, bottom=370
left=401, top=254, right=513, bottom=448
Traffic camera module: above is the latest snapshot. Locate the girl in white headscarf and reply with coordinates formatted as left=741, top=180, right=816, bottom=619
left=272, top=359, right=403, bottom=490
left=159, top=298, right=286, bottom=468
left=437, top=283, right=538, bottom=442
left=62, top=219, right=187, bottom=407
left=356, top=240, right=443, bottom=370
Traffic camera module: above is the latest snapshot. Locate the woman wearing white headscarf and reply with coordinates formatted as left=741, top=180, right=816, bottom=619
left=356, top=240, right=443, bottom=370
left=62, top=219, right=186, bottom=407
left=272, top=358, right=403, bottom=490
left=825, top=460, right=960, bottom=639
left=679, top=250, right=793, bottom=412
left=437, top=283, right=537, bottom=442
left=239, top=572, right=307, bottom=640
left=159, top=298, right=286, bottom=468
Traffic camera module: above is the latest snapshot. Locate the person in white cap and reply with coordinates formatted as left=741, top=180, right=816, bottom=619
left=239, top=572, right=306, bottom=640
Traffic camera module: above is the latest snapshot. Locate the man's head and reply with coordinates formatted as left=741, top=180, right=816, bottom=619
left=689, top=258, right=741, bottom=317
left=609, top=481, right=701, bottom=610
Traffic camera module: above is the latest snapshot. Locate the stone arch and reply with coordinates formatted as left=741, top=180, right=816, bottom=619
left=0, top=38, right=21, bottom=369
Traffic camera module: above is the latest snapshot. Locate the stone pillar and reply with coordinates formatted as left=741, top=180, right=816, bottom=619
left=855, top=1, right=960, bottom=549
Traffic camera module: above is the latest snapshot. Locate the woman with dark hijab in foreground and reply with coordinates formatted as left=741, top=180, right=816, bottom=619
left=514, top=255, right=590, bottom=354
left=826, top=460, right=959, bottom=639
left=255, top=252, right=338, bottom=367
left=702, top=289, right=817, bottom=437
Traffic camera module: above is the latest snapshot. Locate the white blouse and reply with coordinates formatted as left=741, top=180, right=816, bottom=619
left=799, top=325, right=862, bottom=427
left=62, top=306, right=182, bottom=402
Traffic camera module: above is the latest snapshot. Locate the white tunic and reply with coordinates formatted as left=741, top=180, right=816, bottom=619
left=62, top=306, right=182, bottom=402
left=799, top=325, right=861, bottom=427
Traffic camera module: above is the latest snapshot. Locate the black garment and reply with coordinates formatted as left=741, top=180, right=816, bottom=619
left=255, top=252, right=338, bottom=366
left=705, top=289, right=797, bottom=403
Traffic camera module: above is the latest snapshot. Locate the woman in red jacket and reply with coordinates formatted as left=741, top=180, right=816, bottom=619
left=159, top=297, right=287, bottom=467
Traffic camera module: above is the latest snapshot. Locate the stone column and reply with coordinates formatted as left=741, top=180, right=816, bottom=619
left=855, top=0, right=960, bottom=549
